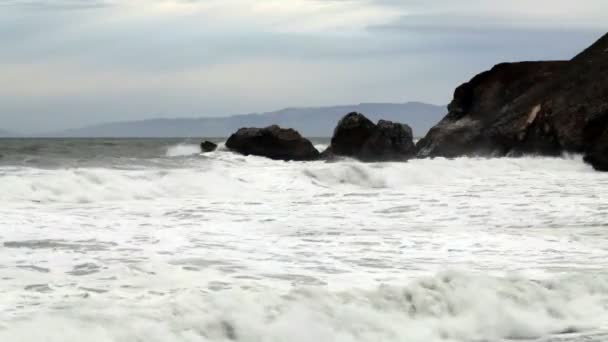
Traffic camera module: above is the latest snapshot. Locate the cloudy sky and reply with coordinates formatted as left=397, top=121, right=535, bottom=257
left=1, top=0, right=607, bottom=133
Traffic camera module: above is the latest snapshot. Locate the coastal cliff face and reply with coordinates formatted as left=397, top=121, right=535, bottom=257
left=417, top=33, right=608, bottom=169
left=416, top=61, right=568, bottom=157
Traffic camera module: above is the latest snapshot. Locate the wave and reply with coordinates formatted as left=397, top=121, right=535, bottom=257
left=0, top=167, right=243, bottom=203
left=301, top=154, right=597, bottom=188
left=303, top=163, right=389, bottom=188
left=165, top=143, right=202, bottom=157
left=2, top=272, right=607, bottom=341
left=0, top=154, right=600, bottom=203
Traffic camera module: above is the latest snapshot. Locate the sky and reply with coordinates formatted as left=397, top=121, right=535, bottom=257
left=1, top=0, right=607, bottom=133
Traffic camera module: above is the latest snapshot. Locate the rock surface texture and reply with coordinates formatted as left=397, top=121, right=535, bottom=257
left=323, top=112, right=416, bottom=161
left=226, top=125, right=319, bottom=161
left=200, top=141, right=218, bottom=152
left=416, top=32, right=608, bottom=171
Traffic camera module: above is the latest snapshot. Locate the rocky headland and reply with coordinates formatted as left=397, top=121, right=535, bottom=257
left=219, top=32, right=607, bottom=170
left=417, top=32, right=608, bottom=170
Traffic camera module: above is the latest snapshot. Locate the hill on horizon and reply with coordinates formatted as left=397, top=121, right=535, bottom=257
left=44, top=102, right=446, bottom=138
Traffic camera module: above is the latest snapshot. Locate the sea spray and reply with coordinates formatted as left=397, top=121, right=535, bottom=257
left=166, top=143, right=202, bottom=157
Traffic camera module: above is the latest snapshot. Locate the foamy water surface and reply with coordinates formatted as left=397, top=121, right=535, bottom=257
left=1, top=139, right=607, bottom=342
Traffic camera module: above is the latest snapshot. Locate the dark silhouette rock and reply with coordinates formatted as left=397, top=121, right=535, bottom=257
left=318, top=146, right=336, bottom=161
left=361, top=120, right=416, bottom=160
left=225, top=125, right=319, bottom=161
left=417, top=32, right=608, bottom=167
left=416, top=61, right=568, bottom=157
left=200, top=141, right=217, bottom=152
left=323, top=112, right=415, bottom=161
left=583, top=111, right=608, bottom=171
left=328, top=112, right=376, bottom=157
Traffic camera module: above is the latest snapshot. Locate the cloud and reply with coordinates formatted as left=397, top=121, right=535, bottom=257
left=0, top=0, right=110, bottom=10
left=371, top=0, right=608, bottom=32
left=0, top=0, right=401, bottom=71
left=0, top=55, right=456, bottom=132
left=1, top=0, right=607, bottom=132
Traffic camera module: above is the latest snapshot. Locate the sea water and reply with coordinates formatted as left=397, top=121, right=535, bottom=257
left=1, top=138, right=607, bottom=342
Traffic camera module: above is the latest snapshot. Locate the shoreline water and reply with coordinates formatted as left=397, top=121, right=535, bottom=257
left=1, top=138, right=607, bottom=341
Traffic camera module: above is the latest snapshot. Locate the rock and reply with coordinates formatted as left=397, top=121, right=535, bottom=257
left=416, top=61, right=568, bottom=157
left=323, top=112, right=416, bottom=161
left=583, top=112, right=608, bottom=171
left=318, top=146, right=336, bottom=161
left=225, top=125, right=319, bottom=161
left=327, top=112, right=376, bottom=157
left=200, top=141, right=217, bottom=152
left=361, top=120, right=416, bottom=161
left=417, top=32, right=608, bottom=164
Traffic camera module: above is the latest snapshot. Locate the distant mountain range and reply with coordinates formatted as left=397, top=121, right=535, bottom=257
left=44, top=102, right=445, bottom=138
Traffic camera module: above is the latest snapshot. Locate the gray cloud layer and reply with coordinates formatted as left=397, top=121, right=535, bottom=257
left=1, top=0, right=607, bottom=133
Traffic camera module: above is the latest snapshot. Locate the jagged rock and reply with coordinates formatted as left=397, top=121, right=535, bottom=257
left=416, top=32, right=608, bottom=166
left=225, top=125, right=319, bottom=161
left=200, top=141, right=217, bottom=152
left=323, top=112, right=415, bottom=161
left=416, top=61, right=568, bottom=157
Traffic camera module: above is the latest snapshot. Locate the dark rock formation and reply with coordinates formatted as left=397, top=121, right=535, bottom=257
left=225, top=125, right=319, bottom=161
left=326, top=113, right=376, bottom=157
left=361, top=120, right=416, bottom=160
left=200, top=141, right=217, bottom=152
left=416, top=61, right=568, bottom=157
left=323, top=112, right=416, bottom=161
left=417, top=32, right=608, bottom=167
left=583, top=111, right=608, bottom=171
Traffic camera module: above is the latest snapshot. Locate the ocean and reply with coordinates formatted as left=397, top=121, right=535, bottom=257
left=1, top=138, right=607, bottom=342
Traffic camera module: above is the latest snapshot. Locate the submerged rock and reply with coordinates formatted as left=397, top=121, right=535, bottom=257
left=225, top=125, right=319, bottom=161
left=323, top=112, right=415, bottom=161
left=200, top=141, right=217, bottom=152
left=416, top=32, right=608, bottom=167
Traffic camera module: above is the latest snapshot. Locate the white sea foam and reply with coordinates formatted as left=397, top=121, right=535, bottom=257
left=165, top=143, right=202, bottom=157
left=1, top=150, right=607, bottom=341
left=0, top=154, right=600, bottom=203
left=1, top=273, right=608, bottom=342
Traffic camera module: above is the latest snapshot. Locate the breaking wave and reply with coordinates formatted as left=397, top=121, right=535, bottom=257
left=2, top=140, right=608, bottom=342
left=165, top=143, right=202, bottom=157
left=0, top=154, right=600, bottom=204
left=2, top=272, right=608, bottom=342
left=0, top=167, right=245, bottom=203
